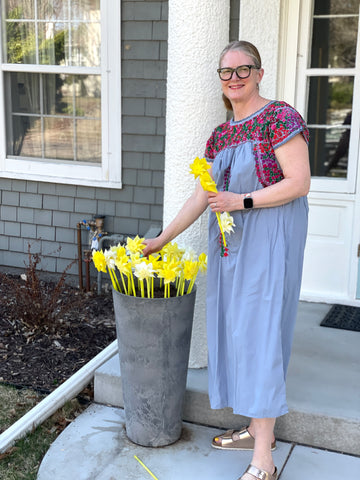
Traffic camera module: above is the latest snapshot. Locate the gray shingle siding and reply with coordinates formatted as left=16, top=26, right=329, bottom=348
left=0, top=1, right=168, bottom=280
left=1, top=0, right=239, bottom=281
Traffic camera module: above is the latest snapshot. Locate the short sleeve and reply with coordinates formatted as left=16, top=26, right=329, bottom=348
left=204, top=130, right=216, bottom=162
left=268, top=105, right=309, bottom=150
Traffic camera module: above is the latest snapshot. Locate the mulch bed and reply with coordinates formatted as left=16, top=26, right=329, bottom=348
left=0, top=273, right=116, bottom=393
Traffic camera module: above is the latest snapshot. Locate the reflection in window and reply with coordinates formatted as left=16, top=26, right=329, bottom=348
left=309, top=123, right=351, bottom=178
left=311, top=16, right=357, bottom=68
left=5, top=73, right=101, bottom=163
left=314, top=0, right=359, bottom=16
left=2, top=0, right=101, bottom=67
left=307, top=0, right=358, bottom=178
left=308, top=76, right=353, bottom=177
left=1, top=0, right=102, bottom=164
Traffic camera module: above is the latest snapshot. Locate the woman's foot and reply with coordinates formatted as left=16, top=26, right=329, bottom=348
left=239, top=464, right=278, bottom=480
left=212, top=427, right=276, bottom=451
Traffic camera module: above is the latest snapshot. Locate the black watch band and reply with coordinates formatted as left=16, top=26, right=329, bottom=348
left=243, top=193, right=253, bottom=209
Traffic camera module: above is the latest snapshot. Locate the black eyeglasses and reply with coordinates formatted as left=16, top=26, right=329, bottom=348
left=217, top=65, right=258, bottom=81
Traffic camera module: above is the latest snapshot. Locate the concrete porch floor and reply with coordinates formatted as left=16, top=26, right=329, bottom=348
left=37, top=302, right=360, bottom=479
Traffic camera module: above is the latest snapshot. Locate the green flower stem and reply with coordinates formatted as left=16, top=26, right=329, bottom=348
left=130, top=272, right=137, bottom=297
left=146, top=278, right=151, bottom=298
left=187, top=265, right=199, bottom=294
left=120, top=272, right=128, bottom=295
left=176, top=277, right=182, bottom=296
left=140, top=280, right=145, bottom=298
left=216, top=211, right=227, bottom=247
left=108, top=267, right=120, bottom=292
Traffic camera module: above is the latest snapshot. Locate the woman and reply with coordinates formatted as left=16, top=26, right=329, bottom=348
left=143, top=40, right=310, bottom=480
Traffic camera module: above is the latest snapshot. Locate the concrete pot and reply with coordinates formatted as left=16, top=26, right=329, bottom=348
left=112, top=286, right=196, bottom=447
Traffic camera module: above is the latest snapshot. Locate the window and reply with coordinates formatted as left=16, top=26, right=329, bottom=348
left=296, top=0, right=360, bottom=193
left=0, top=0, right=121, bottom=187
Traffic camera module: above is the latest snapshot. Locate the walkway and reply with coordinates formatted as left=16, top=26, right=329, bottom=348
left=37, top=302, right=360, bottom=479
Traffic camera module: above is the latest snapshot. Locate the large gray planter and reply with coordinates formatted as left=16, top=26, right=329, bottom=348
left=112, top=286, right=196, bottom=447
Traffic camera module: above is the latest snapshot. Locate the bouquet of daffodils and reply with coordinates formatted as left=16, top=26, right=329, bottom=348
left=190, top=157, right=235, bottom=257
left=92, top=236, right=207, bottom=298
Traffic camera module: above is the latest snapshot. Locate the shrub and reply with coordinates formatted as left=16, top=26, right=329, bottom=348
left=0, top=245, right=80, bottom=333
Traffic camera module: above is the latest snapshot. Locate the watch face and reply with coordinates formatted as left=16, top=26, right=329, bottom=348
left=244, top=197, right=253, bottom=209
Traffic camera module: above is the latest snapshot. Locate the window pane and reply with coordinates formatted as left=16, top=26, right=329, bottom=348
left=5, top=72, right=101, bottom=162
left=9, top=72, right=40, bottom=114
left=37, top=0, right=69, bottom=20
left=75, top=75, right=101, bottom=117
left=42, top=74, right=101, bottom=117
left=4, top=0, right=35, bottom=18
left=5, top=21, right=36, bottom=63
left=72, top=0, right=100, bottom=21
left=307, top=76, right=353, bottom=125
left=71, top=23, right=101, bottom=67
left=44, top=117, right=74, bottom=160
left=3, top=0, right=100, bottom=67
left=38, top=23, right=70, bottom=65
left=308, top=76, right=352, bottom=178
left=43, top=74, right=72, bottom=115
left=309, top=126, right=351, bottom=177
left=7, top=115, right=42, bottom=157
left=311, top=17, right=358, bottom=68
left=314, top=0, right=359, bottom=15
left=76, top=119, right=101, bottom=162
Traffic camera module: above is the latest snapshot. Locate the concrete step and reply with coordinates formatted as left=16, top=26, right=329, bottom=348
left=94, top=302, right=360, bottom=456
left=37, top=404, right=360, bottom=480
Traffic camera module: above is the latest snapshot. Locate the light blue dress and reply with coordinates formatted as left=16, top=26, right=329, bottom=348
left=205, top=101, right=309, bottom=418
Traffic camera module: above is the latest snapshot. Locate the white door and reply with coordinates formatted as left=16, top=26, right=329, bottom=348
left=294, top=0, right=360, bottom=303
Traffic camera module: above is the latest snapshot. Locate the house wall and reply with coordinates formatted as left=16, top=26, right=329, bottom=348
left=0, top=1, right=168, bottom=279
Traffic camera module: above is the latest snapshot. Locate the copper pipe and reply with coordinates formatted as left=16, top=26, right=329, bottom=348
left=77, top=222, right=83, bottom=291
left=84, top=250, right=92, bottom=292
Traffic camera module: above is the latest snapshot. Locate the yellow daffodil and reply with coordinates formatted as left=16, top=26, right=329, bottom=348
left=220, top=212, right=236, bottom=235
left=92, top=250, right=107, bottom=273
left=148, top=253, right=161, bottom=270
left=182, top=260, right=198, bottom=281
left=130, top=252, right=143, bottom=266
left=198, top=253, right=207, bottom=274
left=115, top=254, right=132, bottom=295
left=92, top=238, right=206, bottom=297
left=189, top=156, right=210, bottom=179
left=112, top=244, right=126, bottom=260
left=189, top=155, right=235, bottom=257
left=126, top=235, right=146, bottom=255
left=115, top=254, right=130, bottom=274
left=161, top=242, right=183, bottom=261
left=199, top=172, right=218, bottom=193
left=157, top=258, right=181, bottom=284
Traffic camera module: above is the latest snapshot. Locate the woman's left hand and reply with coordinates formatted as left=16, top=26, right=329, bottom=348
left=207, top=191, right=240, bottom=212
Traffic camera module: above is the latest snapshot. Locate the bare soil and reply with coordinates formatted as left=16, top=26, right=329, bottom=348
left=0, top=273, right=116, bottom=393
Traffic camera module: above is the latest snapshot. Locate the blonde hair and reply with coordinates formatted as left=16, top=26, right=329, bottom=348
left=219, top=40, right=262, bottom=112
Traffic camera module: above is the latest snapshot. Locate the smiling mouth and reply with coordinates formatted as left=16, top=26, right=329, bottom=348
left=229, top=84, right=244, bottom=89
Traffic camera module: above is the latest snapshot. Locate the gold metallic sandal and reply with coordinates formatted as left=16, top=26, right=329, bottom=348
left=238, top=464, right=278, bottom=480
left=211, top=427, right=276, bottom=451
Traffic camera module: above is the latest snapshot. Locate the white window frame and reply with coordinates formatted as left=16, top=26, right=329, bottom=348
left=295, top=0, right=360, bottom=194
left=0, top=0, right=122, bottom=188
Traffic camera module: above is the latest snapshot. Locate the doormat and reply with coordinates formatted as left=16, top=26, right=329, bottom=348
left=320, top=304, right=360, bottom=332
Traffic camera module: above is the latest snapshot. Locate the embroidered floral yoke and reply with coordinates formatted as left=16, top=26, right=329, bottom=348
left=205, top=101, right=309, bottom=418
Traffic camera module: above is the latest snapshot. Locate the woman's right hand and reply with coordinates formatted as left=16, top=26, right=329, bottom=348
left=142, top=237, right=164, bottom=258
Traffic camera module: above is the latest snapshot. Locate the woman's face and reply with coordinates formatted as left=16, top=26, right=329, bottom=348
left=219, top=49, right=263, bottom=105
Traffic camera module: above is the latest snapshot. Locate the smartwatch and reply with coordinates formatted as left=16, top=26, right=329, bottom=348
left=243, top=193, right=253, bottom=209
